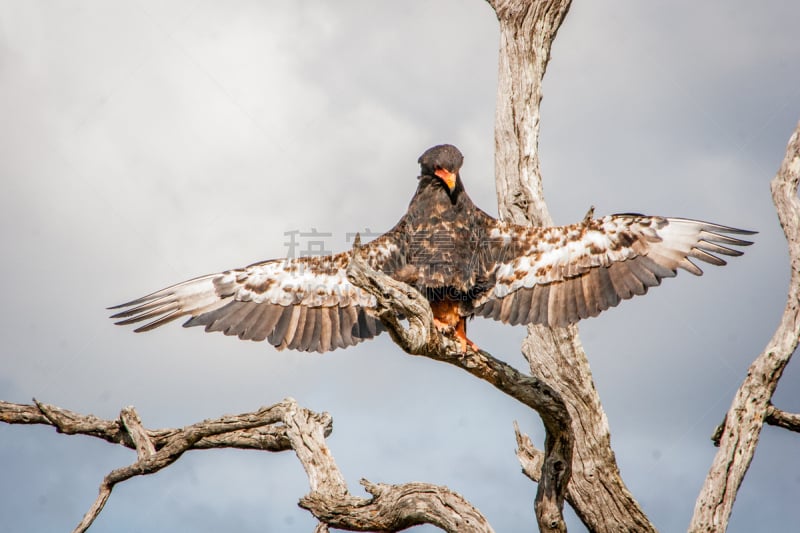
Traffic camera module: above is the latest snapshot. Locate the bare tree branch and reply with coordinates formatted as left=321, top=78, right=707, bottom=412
left=514, top=421, right=545, bottom=483
left=2, top=398, right=494, bottom=532
left=712, top=402, right=800, bottom=447
left=120, top=406, right=156, bottom=459
left=347, top=238, right=572, bottom=532
left=273, top=395, right=497, bottom=532
left=766, top=405, right=800, bottom=433
left=70, top=400, right=306, bottom=532
left=69, top=409, right=161, bottom=532
left=690, top=120, right=800, bottom=532
left=0, top=399, right=304, bottom=452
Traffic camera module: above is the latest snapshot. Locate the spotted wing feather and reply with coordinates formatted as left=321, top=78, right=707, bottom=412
left=110, top=234, right=400, bottom=352
left=474, top=215, right=754, bottom=327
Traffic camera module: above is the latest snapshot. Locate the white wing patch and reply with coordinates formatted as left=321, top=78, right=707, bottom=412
left=231, top=258, right=375, bottom=308
left=490, top=216, right=655, bottom=298
left=477, top=215, right=754, bottom=327
left=110, top=236, right=400, bottom=352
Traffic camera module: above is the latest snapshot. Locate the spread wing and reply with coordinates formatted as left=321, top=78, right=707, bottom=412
left=110, top=233, right=403, bottom=353
left=474, top=215, right=755, bottom=327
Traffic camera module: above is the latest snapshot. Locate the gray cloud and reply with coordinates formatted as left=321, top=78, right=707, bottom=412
left=1, top=1, right=798, bottom=532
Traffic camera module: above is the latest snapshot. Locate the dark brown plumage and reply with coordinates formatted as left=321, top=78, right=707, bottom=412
left=111, top=144, right=755, bottom=352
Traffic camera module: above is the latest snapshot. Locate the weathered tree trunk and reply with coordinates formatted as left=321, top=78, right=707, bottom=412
left=488, top=1, right=657, bottom=530
left=689, top=121, right=800, bottom=532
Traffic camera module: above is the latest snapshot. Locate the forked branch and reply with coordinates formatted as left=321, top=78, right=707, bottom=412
left=347, top=236, right=573, bottom=531
left=2, top=399, right=315, bottom=532
left=1, top=398, right=492, bottom=533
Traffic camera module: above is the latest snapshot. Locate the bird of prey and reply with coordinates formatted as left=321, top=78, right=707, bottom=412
left=110, top=144, right=754, bottom=352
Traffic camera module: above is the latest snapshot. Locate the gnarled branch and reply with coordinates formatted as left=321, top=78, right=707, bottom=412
left=282, top=397, right=494, bottom=532
left=2, top=397, right=493, bottom=533
left=690, top=120, right=800, bottom=532
left=301, top=479, right=493, bottom=532
left=1, top=398, right=317, bottom=532
left=766, top=405, right=800, bottom=433
left=347, top=238, right=572, bottom=532
left=514, top=421, right=545, bottom=483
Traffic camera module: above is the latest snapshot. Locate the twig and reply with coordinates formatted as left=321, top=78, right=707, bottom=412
left=514, top=421, right=545, bottom=483
left=120, top=407, right=156, bottom=459
left=766, top=405, right=800, bottom=433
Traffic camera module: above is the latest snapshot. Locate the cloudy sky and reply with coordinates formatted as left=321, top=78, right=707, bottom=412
left=2, top=1, right=799, bottom=531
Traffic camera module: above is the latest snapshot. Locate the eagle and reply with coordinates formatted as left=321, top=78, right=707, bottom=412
left=111, top=144, right=754, bottom=352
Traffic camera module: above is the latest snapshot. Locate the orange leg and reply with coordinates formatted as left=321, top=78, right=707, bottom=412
left=430, top=300, right=479, bottom=353
left=455, top=317, right=480, bottom=353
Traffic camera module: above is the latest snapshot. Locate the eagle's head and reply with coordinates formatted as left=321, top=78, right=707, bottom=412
left=418, top=144, right=464, bottom=193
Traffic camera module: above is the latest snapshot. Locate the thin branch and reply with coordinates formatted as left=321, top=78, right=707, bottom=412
left=690, top=120, right=800, bottom=532
left=120, top=407, right=156, bottom=459
left=1, top=398, right=322, bottom=531
left=73, top=483, right=112, bottom=533
left=74, top=400, right=305, bottom=532
left=283, top=401, right=349, bottom=497
left=514, top=421, right=545, bottom=483
left=514, top=421, right=623, bottom=522
left=0, top=398, right=304, bottom=452
left=3, top=397, right=494, bottom=532
left=72, top=408, right=158, bottom=532
left=766, top=405, right=800, bottom=433
left=347, top=237, right=572, bottom=532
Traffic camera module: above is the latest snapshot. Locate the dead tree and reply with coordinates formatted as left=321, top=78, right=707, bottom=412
left=489, top=1, right=655, bottom=530
left=2, top=2, right=799, bottom=532
left=490, top=2, right=800, bottom=531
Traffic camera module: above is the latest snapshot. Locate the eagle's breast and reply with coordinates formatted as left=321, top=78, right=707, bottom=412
left=400, top=177, right=491, bottom=300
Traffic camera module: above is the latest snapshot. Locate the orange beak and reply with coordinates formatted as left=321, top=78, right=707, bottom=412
left=434, top=168, right=457, bottom=192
